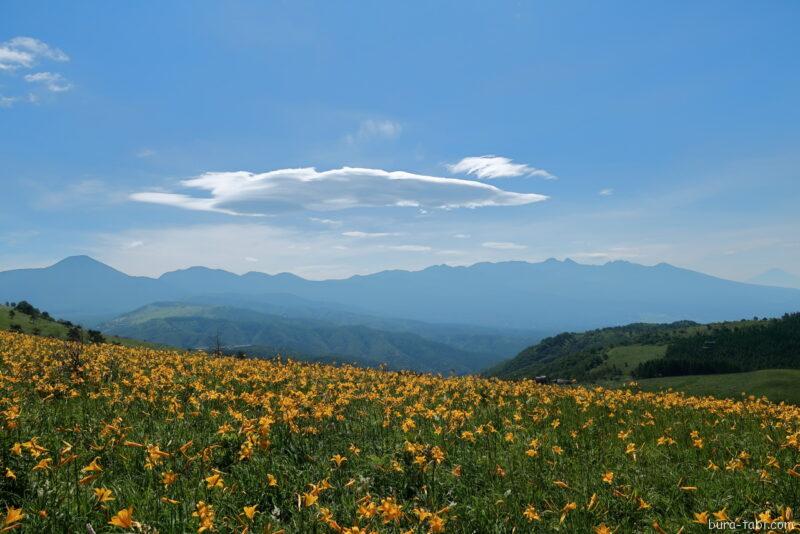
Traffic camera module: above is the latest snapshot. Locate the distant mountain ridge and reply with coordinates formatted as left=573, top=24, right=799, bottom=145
left=2, top=256, right=799, bottom=333
left=101, top=302, right=494, bottom=374
left=748, top=268, right=800, bottom=289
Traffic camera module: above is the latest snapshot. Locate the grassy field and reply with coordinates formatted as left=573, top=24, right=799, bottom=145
left=636, top=369, right=800, bottom=405
left=593, top=344, right=800, bottom=406
left=0, top=330, right=798, bottom=533
left=589, top=344, right=666, bottom=379
left=0, top=306, right=70, bottom=338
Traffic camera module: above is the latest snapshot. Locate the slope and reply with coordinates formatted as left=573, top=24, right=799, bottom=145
left=101, top=303, right=493, bottom=374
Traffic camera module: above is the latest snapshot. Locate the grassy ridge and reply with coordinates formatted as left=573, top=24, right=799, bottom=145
left=0, top=306, right=70, bottom=338
left=0, top=330, right=799, bottom=532
left=0, top=305, right=168, bottom=350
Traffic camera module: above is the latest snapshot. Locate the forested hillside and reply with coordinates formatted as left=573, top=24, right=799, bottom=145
left=491, top=314, right=800, bottom=381
left=488, top=321, right=698, bottom=380
left=634, top=312, right=800, bottom=377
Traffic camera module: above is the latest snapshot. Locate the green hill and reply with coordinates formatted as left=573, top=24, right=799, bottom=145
left=101, top=302, right=495, bottom=374
left=490, top=314, right=800, bottom=405
left=1, top=303, right=71, bottom=338
left=587, top=344, right=666, bottom=379
left=486, top=321, right=699, bottom=380
left=1, top=302, right=164, bottom=349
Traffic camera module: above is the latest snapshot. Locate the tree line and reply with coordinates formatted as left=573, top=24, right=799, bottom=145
left=634, top=312, right=800, bottom=378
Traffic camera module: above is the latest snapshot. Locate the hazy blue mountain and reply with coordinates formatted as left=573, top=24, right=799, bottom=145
left=748, top=268, right=800, bottom=289
left=179, top=293, right=536, bottom=358
left=101, top=302, right=494, bottom=374
left=0, top=256, right=165, bottom=323
left=2, top=256, right=800, bottom=333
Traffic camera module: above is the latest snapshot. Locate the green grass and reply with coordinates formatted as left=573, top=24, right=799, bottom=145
left=110, top=303, right=210, bottom=324
left=589, top=344, right=666, bottom=379
left=636, top=369, right=800, bottom=405
left=0, top=305, right=169, bottom=350
left=0, top=306, right=70, bottom=338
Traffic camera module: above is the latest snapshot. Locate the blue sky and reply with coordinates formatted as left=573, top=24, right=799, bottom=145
left=1, top=1, right=798, bottom=280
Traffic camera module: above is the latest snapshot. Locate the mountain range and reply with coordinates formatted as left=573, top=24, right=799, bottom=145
left=2, top=255, right=799, bottom=329
left=748, top=268, right=800, bottom=289
left=1, top=255, right=799, bottom=372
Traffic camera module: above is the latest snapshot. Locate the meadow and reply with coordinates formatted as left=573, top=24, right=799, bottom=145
left=636, top=369, right=800, bottom=406
left=0, top=330, right=798, bottom=533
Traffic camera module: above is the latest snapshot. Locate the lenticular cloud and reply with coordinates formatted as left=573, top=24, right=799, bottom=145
left=130, top=166, right=548, bottom=215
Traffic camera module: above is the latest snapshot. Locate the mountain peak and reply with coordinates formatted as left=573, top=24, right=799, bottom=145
left=53, top=255, right=102, bottom=266
left=51, top=255, right=119, bottom=272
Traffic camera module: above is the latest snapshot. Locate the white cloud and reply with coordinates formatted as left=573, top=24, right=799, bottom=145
left=482, top=241, right=527, bottom=250
left=24, top=71, right=72, bottom=92
left=136, top=148, right=157, bottom=158
left=130, top=166, right=548, bottom=215
left=129, top=191, right=246, bottom=216
left=569, top=247, right=640, bottom=261
left=1, top=37, right=71, bottom=107
left=0, top=37, right=69, bottom=71
left=345, top=118, right=402, bottom=144
left=453, top=233, right=470, bottom=239
left=309, top=217, right=342, bottom=227
left=387, top=245, right=431, bottom=252
left=599, top=188, right=614, bottom=196
left=342, top=231, right=400, bottom=238
left=245, top=256, right=259, bottom=263
left=447, top=155, right=557, bottom=180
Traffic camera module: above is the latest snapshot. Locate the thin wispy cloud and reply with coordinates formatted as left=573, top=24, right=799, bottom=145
left=482, top=241, right=527, bottom=250
left=0, top=37, right=68, bottom=70
left=342, top=231, right=400, bottom=238
left=599, top=188, right=614, bottom=196
left=24, top=71, right=71, bottom=92
left=387, top=244, right=431, bottom=252
left=92, top=223, right=437, bottom=279
left=345, top=118, right=402, bottom=144
left=0, top=37, right=71, bottom=106
left=309, top=217, right=342, bottom=227
left=447, top=155, right=556, bottom=180
left=130, top=166, right=548, bottom=215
